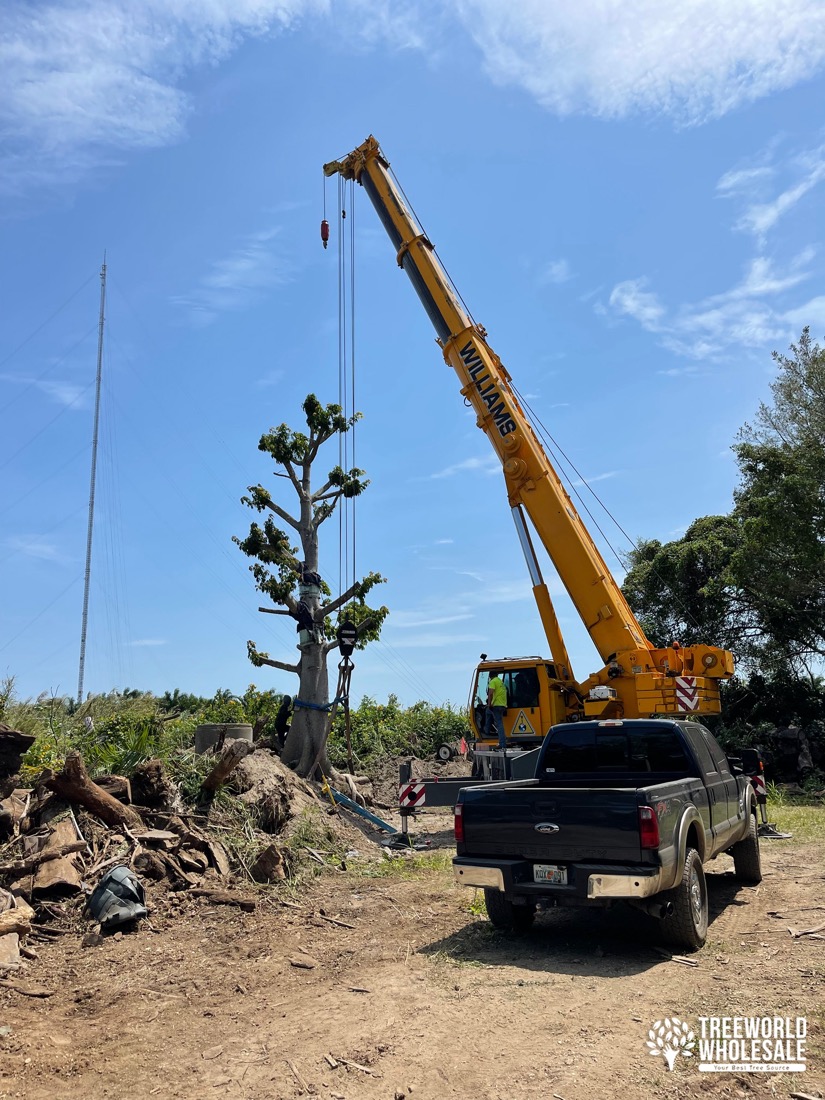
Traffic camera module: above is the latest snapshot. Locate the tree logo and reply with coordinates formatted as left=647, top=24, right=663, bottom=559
left=647, top=1018, right=696, bottom=1071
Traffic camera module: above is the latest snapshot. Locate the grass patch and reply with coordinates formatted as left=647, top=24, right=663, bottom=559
left=466, top=890, right=486, bottom=918
left=771, top=804, right=825, bottom=842
left=354, top=849, right=453, bottom=880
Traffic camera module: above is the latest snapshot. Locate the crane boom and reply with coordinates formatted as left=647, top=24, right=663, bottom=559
left=325, top=137, right=734, bottom=720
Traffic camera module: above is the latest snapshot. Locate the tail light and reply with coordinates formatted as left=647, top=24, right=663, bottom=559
left=639, top=806, right=659, bottom=850
left=454, top=803, right=465, bottom=844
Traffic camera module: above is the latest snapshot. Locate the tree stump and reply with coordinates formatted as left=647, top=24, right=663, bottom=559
left=41, top=752, right=143, bottom=831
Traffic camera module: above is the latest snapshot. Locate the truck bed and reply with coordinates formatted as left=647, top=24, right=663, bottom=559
left=458, top=777, right=700, bottom=865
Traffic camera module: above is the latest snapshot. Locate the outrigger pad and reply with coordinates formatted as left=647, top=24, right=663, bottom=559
left=88, top=865, right=148, bottom=927
left=758, top=823, right=793, bottom=839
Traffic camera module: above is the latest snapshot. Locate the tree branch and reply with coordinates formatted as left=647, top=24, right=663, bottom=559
left=253, top=655, right=300, bottom=674
left=311, top=479, right=335, bottom=501
left=258, top=607, right=293, bottom=616
left=263, top=499, right=301, bottom=532
left=318, top=580, right=364, bottom=620
left=282, top=458, right=303, bottom=498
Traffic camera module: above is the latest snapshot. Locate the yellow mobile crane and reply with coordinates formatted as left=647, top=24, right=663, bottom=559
left=324, top=137, right=734, bottom=746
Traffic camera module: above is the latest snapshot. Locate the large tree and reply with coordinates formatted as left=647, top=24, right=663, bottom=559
left=234, top=395, right=388, bottom=778
left=729, top=328, right=825, bottom=676
left=621, top=514, right=744, bottom=652
left=622, top=328, right=825, bottom=684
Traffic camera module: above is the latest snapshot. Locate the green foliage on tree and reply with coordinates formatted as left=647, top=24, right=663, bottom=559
left=621, top=515, right=742, bottom=650
left=326, top=695, right=470, bottom=769
left=728, top=329, right=825, bottom=674
left=622, top=328, right=825, bottom=739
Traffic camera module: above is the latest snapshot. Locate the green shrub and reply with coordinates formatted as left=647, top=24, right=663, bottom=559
left=327, top=694, right=470, bottom=769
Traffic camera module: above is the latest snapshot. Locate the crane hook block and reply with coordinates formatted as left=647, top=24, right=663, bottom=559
left=320, top=219, right=330, bottom=249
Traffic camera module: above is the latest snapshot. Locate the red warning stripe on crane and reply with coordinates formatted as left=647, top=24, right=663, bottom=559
left=399, top=782, right=426, bottom=808
left=751, top=773, right=767, bottom=799
left=675, top=676, right=699, bottom=712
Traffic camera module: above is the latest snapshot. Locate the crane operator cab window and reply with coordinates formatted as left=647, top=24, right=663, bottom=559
left=474, top=668, right=541, bottom=712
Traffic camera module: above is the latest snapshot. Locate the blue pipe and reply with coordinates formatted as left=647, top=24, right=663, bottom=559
left=327, top=786, right=397, bottom=834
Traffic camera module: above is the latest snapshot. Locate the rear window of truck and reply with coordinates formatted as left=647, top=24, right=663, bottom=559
left=542, top=725, right=692, bottom=775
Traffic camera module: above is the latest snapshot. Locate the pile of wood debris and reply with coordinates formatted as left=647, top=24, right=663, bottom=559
left=0, top=727, right=376, bottom=983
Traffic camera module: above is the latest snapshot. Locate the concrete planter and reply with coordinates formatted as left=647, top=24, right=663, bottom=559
left=194, top=723, right=253, bottom=755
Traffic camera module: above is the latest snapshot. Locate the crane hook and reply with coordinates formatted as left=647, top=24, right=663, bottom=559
left=320, top=219, right=330, bottom=249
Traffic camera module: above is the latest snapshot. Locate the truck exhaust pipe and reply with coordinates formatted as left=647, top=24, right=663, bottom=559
left=628, top=898, right=674, bottom=920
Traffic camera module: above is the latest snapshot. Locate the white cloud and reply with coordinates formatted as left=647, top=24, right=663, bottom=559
left=718, top=143, right=825, bottom=238
left=428, top=454, right=500, bottom=480
left=539, top=259, right=573, bottom=285
left=609, top=280, right=665, bottom=328
left=456, top=0, right=825, bottom=124
left=0, top=374, right=92, bottom=408
left=783, top=295, right=825, bottom=330
left=388, top=630, right=485, bottom=649
left=570, top=470, right=620, bottom=488
left=737, top=161, right=825, bottom=237
left=172, top=226, right=291, bottom=321
left=256, top=369, right=286, bottom=388
left=5, top=1, right=825, bottom=199
left=657, top=365, right=703, bottom=378
left=608, top=250, right=819, bottom=359
left=391, top=611, right=473, bottom=628
left=0, top=0, right=319, bottom=192
left=716, top=165, right=774, bottom=195
left=6, top=536, right=63, bottom=561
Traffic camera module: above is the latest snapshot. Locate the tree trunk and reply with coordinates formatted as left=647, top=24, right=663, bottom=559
left=280, top=640, right=332, bottom=778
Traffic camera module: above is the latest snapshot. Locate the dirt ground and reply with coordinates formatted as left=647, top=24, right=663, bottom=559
left=1, top=817, right=823, bottom=1100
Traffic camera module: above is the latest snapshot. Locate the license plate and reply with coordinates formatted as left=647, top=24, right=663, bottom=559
left=533, top=863, right=567, bottom=885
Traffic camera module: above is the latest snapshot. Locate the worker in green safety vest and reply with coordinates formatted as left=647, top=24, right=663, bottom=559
left=485, top=671, right=508, bottom=750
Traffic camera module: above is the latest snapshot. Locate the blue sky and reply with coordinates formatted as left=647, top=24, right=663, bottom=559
left=2, top=0, right=825, bottom=708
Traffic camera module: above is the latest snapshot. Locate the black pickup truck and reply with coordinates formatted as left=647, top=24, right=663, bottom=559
left=453, top=718, right=761, bottom=950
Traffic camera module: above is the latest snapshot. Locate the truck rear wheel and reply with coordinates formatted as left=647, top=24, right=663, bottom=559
left=731, top=812, right=762, bottom=885
left=483, top=888, right=535, bottom=931
left=659, top=847, right=708, bottom=952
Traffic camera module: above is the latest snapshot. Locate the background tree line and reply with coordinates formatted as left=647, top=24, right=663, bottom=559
left=622, top=329, right=825, bottom=779
left=1, top=677, right=468, bottom=783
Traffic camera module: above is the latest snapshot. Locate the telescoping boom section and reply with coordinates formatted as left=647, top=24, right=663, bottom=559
left=324, top=137, right=734, bottom=719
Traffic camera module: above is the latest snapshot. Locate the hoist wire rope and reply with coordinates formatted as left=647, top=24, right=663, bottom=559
left=0, top=272, right=96, bottom=373
left=0, top=322, right=99, bottom=415
left=511, top=382, right=629, bottom=570
left=512, top=383, right=704, bottom=635
left=349, top=175, right=357, bottom=594
left=337, top=172, right=345, bottom=601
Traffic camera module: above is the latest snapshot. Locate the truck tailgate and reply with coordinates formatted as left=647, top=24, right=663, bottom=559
left=461, top=786, right=643, bottom=863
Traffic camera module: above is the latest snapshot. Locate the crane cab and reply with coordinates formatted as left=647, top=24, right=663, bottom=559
left=468, top=657, right=573, bottom=750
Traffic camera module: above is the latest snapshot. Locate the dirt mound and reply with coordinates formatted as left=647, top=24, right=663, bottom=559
left=230, top=749, right=319, bottom=833
left=369, top=754, right=473, bottom=805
